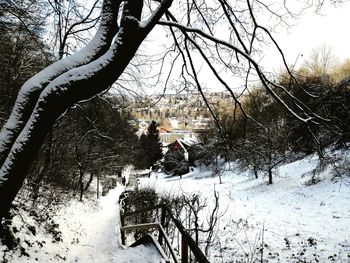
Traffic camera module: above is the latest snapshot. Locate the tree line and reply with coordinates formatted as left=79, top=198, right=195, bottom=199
left=200, top=51, right=350, bottom=184
left=0, top=0, right=347, bottom=238
left=0, top=0, right=171, bottom=224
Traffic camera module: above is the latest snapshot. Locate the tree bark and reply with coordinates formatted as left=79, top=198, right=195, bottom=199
left=253, top=165, right=258, bottom=179
left=0, top=0, right=173, bottom=220
left=0, top=0, right=121, bottom=168
left=268, top=167, right=273, bottom=184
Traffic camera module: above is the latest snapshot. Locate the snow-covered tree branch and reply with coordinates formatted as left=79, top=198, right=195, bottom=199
left=0, top=0, right=172, bottom=220
left=0, top=0, right=346, bottom=222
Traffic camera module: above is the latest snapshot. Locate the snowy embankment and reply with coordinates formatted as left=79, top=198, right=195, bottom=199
left=1, top=185, right=164, bottom=263
left=2, top=154, right=349, bottom=262
left=140, top=154, right=350, bottom=262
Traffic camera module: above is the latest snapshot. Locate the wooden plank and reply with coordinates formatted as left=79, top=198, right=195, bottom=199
left=121, top=222, right=159, bottom=232
left=120, top=212, right=126, bottom=245
left=159, top=206, right=166, bottom=245
left=147, top=234, right=171, bottom=263
left=121, top=204, right=209, bottom=263
left=158, top=224, right=180, bottom=263
left=163, top=205, right=209, bottom=263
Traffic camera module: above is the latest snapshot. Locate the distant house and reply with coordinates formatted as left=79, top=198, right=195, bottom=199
left=158, top=126, right=172, bottom=134
left=168, top=138, right=198, bottom=161
left=138, top=120, right=148, bottom=129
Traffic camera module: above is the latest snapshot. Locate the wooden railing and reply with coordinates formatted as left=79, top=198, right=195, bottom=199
left=122, top=222, right=178, bottom=263
left=120, top=204, right=209, bottom=263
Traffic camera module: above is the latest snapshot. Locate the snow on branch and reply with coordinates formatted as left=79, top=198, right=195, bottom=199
left=0, top=0, right=121, bottom=167
left=0, top=0, right=174, bottom=187
left=157, top=19, right=319, bottom=124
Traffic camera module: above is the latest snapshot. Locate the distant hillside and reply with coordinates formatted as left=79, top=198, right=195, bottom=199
left=108, top=91, right=239, bottom=129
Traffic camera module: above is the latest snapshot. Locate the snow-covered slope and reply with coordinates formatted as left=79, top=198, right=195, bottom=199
left=1, top=185, right=165, bottom=263
left=2, top=154, right=349, bottom=262
left=140, top=154, right=350, bottom=262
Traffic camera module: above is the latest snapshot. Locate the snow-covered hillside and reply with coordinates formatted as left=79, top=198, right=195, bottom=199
left=0, top=186, right=165, bottom=263
left=140, top=154, right=350, bottom=262
left=1, top=154, right=349, bottom=262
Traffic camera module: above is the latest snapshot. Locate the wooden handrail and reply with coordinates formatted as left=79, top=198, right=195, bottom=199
left=120, top=203, right=210, bottom=263
left=158, top=223, right=180, bottom=263
left=121, top=222, right=179, bottom=263
left=121, top=222, right=159, bottom=232
left=162, top=204, right=210, bottom=263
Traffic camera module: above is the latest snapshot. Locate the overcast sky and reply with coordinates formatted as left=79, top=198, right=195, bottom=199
left=130, top=1, right=350, bottom=95
left=265, top=1, right=350, bottom=71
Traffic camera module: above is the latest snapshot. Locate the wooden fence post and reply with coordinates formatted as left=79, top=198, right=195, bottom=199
left=158, top=205, right=166, bottom=245
left=121, top=212, right=126, bottom=245
left=121, top=204, right=209, bottom=263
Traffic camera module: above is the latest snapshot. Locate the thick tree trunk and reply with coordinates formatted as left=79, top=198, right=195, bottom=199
left=32, top=130, right=53, bottom=205
left=0, top=0, right=121, bottom=168
left=268, top=167, right=273, bottom=184
left=0, top=0, right=172, bottom=221
left=97, top=172, right=100, bottom=199
left=78, top=163, right=85, bottom=202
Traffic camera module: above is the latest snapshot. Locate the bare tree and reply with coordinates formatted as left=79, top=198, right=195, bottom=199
left=0, top=0, right=172, bottom=220
left=47, top=0, right=101, bottom=58
left=0, top=0, right=346, bottom=221
left=302, top=44, right=338, bottom=76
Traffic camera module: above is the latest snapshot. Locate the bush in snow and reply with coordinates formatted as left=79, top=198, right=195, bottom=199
left=0, top=200, right=63, bottom=261
left=124, top=187, right=159, bottom=214
left=122, top=186, right=223, bottom=257
left=188, top=143, right=217, bottom=167
left=162, top=151, right=189, bottom=176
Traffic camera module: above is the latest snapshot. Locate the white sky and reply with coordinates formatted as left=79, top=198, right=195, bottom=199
left=123, top=1, right=350, bottom=95
left=265, top=1, right=350, bottom=71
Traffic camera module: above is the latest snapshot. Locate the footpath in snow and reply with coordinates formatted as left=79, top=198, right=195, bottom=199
left=2, top=155, right=349, bottom=262
left=1, top=184, right=164, bottom=263
left=60, top=186, right=164, bottom=263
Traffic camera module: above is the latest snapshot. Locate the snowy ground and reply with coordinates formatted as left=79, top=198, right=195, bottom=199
left=1, top=185, right=165, bottom=263
left=1, top=154, right=350, bottom=262
left=140, top=155, right=350, bottom=262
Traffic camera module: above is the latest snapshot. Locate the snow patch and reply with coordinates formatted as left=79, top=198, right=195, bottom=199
left=140, top=155, right=350, bottom=262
